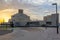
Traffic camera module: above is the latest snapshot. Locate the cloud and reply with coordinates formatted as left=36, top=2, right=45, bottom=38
left=24, top=9, right=43, bottom=20
left=0, top=0, right=60, bottom=16
left=17, top=0, right=46, bottom=5
left=47, top=0, right=60, bottom=5
left=0, top=0, right=60, bottom=22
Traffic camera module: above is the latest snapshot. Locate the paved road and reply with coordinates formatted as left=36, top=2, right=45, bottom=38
left=0, top=27, right=60, bottom=40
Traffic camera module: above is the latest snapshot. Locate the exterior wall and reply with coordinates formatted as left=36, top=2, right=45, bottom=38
left=39, top=21, right=46, bottom=26
left=44, top=15, right=51, bottom=22
left=12, top=15, right=30, bottom=26
left=51, top=14, right=59, bottom=26
left=27, top=21, right=40, bottom=26
left=51, top=14, right=56, bottom=26
left=44, top=14, right=59, bottom=26
left=13, top=21, right=27, bottom=26
left=10, top=9, right=30, bottom=26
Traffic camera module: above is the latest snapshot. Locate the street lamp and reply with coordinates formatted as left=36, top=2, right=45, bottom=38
left=52, top=3, right=57, bottom=14
left=52, top=3, right=59, bottom=34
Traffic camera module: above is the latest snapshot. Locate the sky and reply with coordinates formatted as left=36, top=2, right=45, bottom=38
left=0, top=0, right=60, bottom=13
left=0, top=0, right=60, bottom=22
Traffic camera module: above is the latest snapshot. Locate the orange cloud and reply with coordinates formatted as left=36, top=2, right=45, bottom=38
left=0, top=9, right=17, bottom=23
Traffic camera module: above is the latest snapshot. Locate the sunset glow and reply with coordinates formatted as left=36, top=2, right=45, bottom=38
left=0, top=9, right=43, bottom=23
left=0, top=9, right=18, bottom=23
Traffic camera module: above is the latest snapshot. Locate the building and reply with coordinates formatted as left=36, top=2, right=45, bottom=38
left=26, top=21, right=40, bottom=27
left=9, top=9, right=59, bottom=27
left=44, top=14, right=59, bottom=27
left=9, top=9, right=30, bottom=26
left=39, top=21, right=46, bottom=26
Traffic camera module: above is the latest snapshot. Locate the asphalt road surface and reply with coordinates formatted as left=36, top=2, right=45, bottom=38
left=0, top=27, right=60, bottom=40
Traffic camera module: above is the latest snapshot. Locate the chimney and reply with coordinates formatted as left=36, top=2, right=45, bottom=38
left=18, top=9, right=23, bottom=14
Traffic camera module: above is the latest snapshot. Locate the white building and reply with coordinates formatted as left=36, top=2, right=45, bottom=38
left=44, top=14, right=59, bottom=26
left=10, top=9, right=30, bottom=26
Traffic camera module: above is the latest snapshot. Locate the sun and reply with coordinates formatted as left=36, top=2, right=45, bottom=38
left=3, top=17, right=11, bottom=22
left=0, top=18, right=4, bottom=24
left=0, top=14, right=11, bottom=23
left=0, top=16, right=11, bottom=24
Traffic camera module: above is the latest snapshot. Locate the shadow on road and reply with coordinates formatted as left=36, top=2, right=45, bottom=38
left=0, top=30, right=13, bottom=35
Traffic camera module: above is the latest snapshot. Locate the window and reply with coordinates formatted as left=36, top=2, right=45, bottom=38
left=46, top=22, right=52, bottom=25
